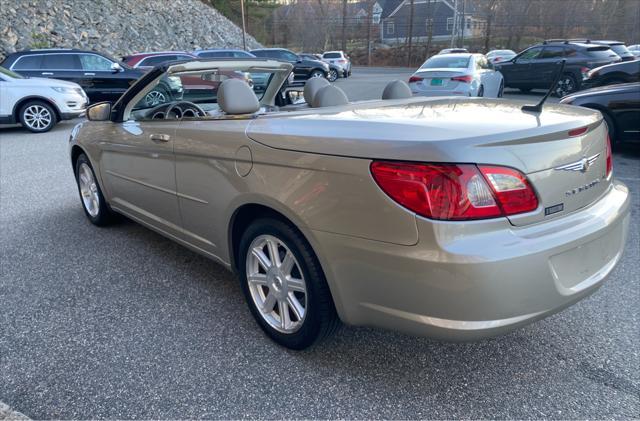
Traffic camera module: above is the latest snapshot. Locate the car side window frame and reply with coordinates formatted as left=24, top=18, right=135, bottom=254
left=79, top=53, right=115, bottom=71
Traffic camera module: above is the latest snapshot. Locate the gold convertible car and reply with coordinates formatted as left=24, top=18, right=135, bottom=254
left=69, top=59, right=630, bottom=349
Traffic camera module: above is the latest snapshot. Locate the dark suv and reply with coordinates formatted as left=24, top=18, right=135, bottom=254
left=495, top=40, right=621, bottom=96
left=250, top=48, right=329, bottom=85
left=1, top=49, right=145, bottom=103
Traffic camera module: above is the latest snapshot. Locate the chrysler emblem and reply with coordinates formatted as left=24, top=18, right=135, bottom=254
left=555, top=153, right=600, bottom=173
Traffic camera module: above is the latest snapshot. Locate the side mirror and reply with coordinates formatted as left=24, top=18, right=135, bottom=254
left=111, top=62, right=124, bottom=73
left=87, top=102, right=111, bottom=121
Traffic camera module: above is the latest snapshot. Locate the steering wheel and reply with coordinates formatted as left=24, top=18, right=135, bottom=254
left=165, top=101, right=206, bottom=120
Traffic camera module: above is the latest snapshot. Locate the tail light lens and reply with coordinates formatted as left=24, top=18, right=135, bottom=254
left=409, top=75, right=423, bottom=83
left=605, top=134, right=613, bottom=178
left=494, top=57, right=502, bottom=62
left=451, top=75, right=473, bottom=83
left=581, top=66, right=590, bottom=80
left=370, top=161, right=538, bottom=221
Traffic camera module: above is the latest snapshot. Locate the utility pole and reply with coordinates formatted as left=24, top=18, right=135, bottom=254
left=341, top=0, right=347, bottom=51
left=367, top=0, right=373, bottom=66
left=407, top=0, right=414, bottom=66
left=240, top=0, right=247, bottom=51
left=459, top=0, right=465, bottom=48
left=450, top=0, right=458, bottom=48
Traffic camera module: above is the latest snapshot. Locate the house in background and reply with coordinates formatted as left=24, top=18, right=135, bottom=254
left=380, top=0, right=485, bottom=44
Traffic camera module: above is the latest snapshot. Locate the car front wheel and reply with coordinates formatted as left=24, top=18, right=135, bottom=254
left=327, top=69, right=338, bottom=82
left=238, top=218, right=339, bottom=349
left=19, top=100, right=57, bottom=133
left=75, top=154, right=116, bottom=226
left=310, top=69, right=325, bottom=79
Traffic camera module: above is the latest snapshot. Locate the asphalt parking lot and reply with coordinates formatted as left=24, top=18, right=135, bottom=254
left=1, top=67, right=638, bottom=419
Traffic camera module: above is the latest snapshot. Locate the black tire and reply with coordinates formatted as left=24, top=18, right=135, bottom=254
left=309, top=69, right=326, bottom=79
left=238, top=217, right=340, bottom=350
left=554, top=73, right=578, bottom=97
left=497, top=80, right=504, bottom=98
left=327, top=69, right=338, bottom=82
left=477, top=85, right=484, bottom=97
left=519, top=87, right=532, bottom=93
left=601, top=111, right=617, bottom=144
left=74, top=154, right=116, bottom=226
left=18, top=100, right=57, bottom=133
left=144, top=87, right=171, bottom=107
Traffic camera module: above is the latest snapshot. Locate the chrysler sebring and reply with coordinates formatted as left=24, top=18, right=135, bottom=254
left=69, top=58, right=630, bottom=349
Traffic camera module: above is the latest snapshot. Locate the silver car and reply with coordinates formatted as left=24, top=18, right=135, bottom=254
left=69, top=59, right=630, bottom=349
left=321, top=50, right=352, bottom=77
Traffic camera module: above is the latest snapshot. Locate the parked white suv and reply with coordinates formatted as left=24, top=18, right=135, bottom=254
left=321, top=51, right=352, bottom=77
left=0, top=66, right=88, bottom=133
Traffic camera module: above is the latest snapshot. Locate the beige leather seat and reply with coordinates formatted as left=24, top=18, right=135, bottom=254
left=382, top=80, right=412, bottom=100
left=312, top=85, right=349, bottom=108
left=303, top=78, right=330, bottom=107
left=217, top=78, right=260, bottom=115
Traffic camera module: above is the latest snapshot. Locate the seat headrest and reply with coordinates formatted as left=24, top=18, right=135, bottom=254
left=382, top=80, right=412, bottom=100
left=217, top=78, right=260, bottom=115
left=312, top=85, right=349, bottom=108
left=303, top=77, right=330, bottom=106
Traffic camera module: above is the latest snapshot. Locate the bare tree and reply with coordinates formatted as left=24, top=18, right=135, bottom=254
left=407, top=0, right=415, bottom=65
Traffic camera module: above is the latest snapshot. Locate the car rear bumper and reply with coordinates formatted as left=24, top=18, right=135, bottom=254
left=313, top=180, right=630, bottom=340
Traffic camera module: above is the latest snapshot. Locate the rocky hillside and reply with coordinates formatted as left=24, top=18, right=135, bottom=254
left=0, top=0, right=261, bottom=61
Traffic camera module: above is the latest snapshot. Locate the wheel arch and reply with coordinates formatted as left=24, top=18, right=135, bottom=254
left=227, top=200, right=346, bottom=320
left=12, top=95, right=62, bottom=122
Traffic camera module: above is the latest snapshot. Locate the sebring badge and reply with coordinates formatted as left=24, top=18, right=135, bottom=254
left=555, top=153, right=600, bottom=173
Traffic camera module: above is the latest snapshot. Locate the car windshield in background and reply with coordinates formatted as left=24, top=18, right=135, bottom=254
left=488, top=50, right=514, bottom=57
left=0, top=66, right=24, bottom=79
left=586, top=46, right=618, bottom=59
left=421, top=56, right=470, bottom=69
left=323, top=53, right=341, bottom=58
left=610, top=44, right=632, bottom=56
left=132, top=69, right=274, bottom=111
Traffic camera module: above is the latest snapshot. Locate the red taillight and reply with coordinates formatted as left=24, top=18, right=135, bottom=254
left=370, top=161, right=538, bottom=221
left=409, top=75, right=423, bottom=83
left=338, top=59, right=346, bottom=64
left=605, top=134, right=613, bottom=178
left=451, top=75, right=473, bottom=83
left=494, top=57, right=502, bottom=62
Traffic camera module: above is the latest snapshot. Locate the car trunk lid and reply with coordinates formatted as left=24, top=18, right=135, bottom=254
left=410, top=69, right=469, bottom=91
left=248, top=98, right=609, bottom=226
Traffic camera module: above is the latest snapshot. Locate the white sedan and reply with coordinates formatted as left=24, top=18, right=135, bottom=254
left=486, top=49, right=516, bottom=64
left=409, top=53, right=504, bottom=98
left=0, top=66, right=88, bottom=133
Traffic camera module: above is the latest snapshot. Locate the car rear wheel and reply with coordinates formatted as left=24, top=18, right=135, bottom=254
left=310, top=69, right=325, bottom=79
left=327, top=69, right=338, bottom=82
left=554, top=74, right=577, bottom=97
left=75, top=154, right=116, bottom=226
left=19, top=100, right=57, bottom=133
left=144, top=88, right=169, bottom=107
left=238, top=218, right=339, bottom=349
left=477, top=85, right=484, bottom=97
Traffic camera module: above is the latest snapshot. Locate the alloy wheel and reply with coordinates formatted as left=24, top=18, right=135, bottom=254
left=246, top=234, right=307, bottom=334
left=78, top=163, right=100, bottom=217
left=23, top=105, right=52, bottom=131
left=310, top=71, right=324, bottom=79
left=555, top=76, right=575, bottom=97
left=145, top=90, right=167, bottom=107
left=328, top=69, right=338, bottom=82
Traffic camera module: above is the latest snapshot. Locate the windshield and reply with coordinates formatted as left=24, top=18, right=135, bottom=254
left=610, top=44, right=632, bottom=56
left=420, top=56, right=470, bottom=69
left=132, top=69, right=276, bottom=112
left=323, top=53, right=341, bottom=58
left=0, top=66, right=24, bottom=79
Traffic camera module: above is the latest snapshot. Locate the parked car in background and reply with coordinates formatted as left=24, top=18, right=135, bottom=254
left=409, top=53, right=503, bottom=98
left=437, top=48, right=468, bottom=54
left=628, top=44, right=640, bottom=58
left=0, top=66, right=87, bottom=132
left=588, top=40, right=636, bottom=62
left=561, top=82, right=640, bottom=144
left=321, top=51, right=352, bottom=77
left=299, top=53, right=341, bottom=82
left=250, top=48, right=329, bottom=84
left=122, top=51, right=196, bottom=70
left=192, top=49, right=256, bottom=59
left=486, top=49, right=516, bottom=64
left=581, top=59, right=640, bottom=89
left=495, top=40, right=620, bottom=96
left=71, top=58, right=629, bottom=350
left=1, top=49, right=144, bottom=103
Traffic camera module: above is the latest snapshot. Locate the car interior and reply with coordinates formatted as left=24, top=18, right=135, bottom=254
left=124, top=59, right=415, bottom=122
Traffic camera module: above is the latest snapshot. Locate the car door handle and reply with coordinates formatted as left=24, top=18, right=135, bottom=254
left=149, top=133, right=170, bottom=142
left=84, top=72, right=95, bottom=76
left=41, top=72, right=54, bottom=75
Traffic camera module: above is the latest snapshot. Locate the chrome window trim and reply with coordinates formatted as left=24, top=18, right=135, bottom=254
left=10, top=52, right=115, bottom=72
